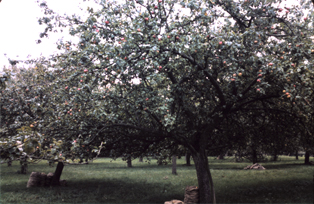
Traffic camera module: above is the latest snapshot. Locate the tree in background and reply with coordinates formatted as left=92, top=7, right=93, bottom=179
left=0, top=65, right=47, bottom=173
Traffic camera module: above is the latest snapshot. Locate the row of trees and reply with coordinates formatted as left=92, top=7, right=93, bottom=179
left=1, top=0, right=314, bottom=202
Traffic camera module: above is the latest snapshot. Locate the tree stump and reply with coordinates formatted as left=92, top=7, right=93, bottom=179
left=184, top=186, right=199, bottom=204
left=26, top=172, right=66, bottom=187
left=27, top=172, right=43, bottom=187
left=39, top=172, right=47, bottom=187
left=46, top=172, right=54, bottom=186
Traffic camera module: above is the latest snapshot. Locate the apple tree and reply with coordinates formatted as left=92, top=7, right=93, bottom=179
left=34, top=0, right=314, bottom=202
left=0, top=65, right=46, bottom=171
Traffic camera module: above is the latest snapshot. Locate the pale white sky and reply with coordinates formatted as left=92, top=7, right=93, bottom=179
left=0, top=0, right=98, bottom=70
left=0, top=0, right=303, bottom=71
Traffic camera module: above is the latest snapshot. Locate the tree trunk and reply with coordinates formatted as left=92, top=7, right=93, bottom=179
left=186, top=151, right=191, bottom=166
left=51, top=162, right=64, bottom=186
left=252, top=149, right=257, bottom=164
left=7, top=159, right=12, bottom=167
left=272, top=150, right=278, bottom=161
left=304, top=150, right=310, bottom=165
left=127, top=157, right=132, bottom=167
left=157, top=159, right=163, bottom=165
left=139, top=156, right=143, bottom=162
left=49, top=160, right=53, bottom=167
left=296, top=150, right=299, bottom=160
left=20, top=157, right=27, bottom=174
left=217, top=152, right=224, bottom=160
left=172, top=155, right=177, bottom=175
left=192, top=151, right=215, bottom=203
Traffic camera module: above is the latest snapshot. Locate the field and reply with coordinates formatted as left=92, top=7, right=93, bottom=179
left=1, top=156, right=313, bottom=203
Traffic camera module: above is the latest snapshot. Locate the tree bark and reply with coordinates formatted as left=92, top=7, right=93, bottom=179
left=127, top=157, right=132, bottom=167
left=49, top=160, right=54, bottom=167
left=20, top=156, right=27, bottom=174
left=51, top=161, right=64, bottom=186
left=295, top=150, right=299, bottom=160
left=185, top=151, right=191, bottom=166
left=304, top=150, right=310, bottom=165
left=217, top=152, right=224, bottom=160
left=139, top=156, right=143, bottom=162
left=7, top=159, right=12, bottom=167
left=172, top=155, right=177, bottom=175
left=192, top=151, right=215, bottom=203
left=272, top=150, right=278, bottom=161
left=252, top=149, right=257, bottom=164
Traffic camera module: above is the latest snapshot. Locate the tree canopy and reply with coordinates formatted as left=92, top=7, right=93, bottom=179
left=1, top=0, right=314, bottom=203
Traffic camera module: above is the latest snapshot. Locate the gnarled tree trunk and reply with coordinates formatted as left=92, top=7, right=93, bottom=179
left=191, top=151, right=215, bottom=203
left=295, top=150, right=299, bottom=160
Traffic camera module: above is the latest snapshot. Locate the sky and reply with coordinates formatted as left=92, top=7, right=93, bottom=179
left=0, top=0, right=98, bottom=70
left=0, top=0, right=303, bottom=71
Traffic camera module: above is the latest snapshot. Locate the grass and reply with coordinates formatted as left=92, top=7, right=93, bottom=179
left=0, top=156, right=313, bottom=203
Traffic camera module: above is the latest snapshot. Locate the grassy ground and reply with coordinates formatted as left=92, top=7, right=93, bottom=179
left=0, top=156, right=313, bottom=203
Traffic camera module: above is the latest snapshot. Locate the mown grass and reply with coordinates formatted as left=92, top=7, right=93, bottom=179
left=0, top=156, right=313, bottom=203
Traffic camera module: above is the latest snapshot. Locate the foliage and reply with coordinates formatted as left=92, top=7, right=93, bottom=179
left=2, top=0, right=314, bottom=202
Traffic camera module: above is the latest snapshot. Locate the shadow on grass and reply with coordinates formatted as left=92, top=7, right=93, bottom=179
left=67, top=161, right=196, bottom=170
left=262, top=163, right=311, bottom=170
left=64, top=159, right=312, bottom=172
left=2, top=173, right=312, bottom=203
left=205, top=158, right=313, bottom=170
left=207, top=163, right=311, bottom=170
left=215, top=176, right=313, bottom=203
left=1, top=159, right=313, bottom=203
left=1, top=177, right=183, bottom=203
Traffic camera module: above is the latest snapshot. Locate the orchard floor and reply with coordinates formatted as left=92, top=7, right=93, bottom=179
left=0, top=156, right=313, bottom=203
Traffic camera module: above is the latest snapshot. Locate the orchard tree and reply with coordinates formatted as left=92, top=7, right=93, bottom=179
left=0, top=63, right=68, bottom=171
left=295, top=83, right=314, bottom=164
left=33, top=0, right=314, bottom=202
left=0, top=65, right=46, bottom=171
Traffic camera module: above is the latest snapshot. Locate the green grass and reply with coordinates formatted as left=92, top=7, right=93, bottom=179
left=1, top=156, right=313, bottom=203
